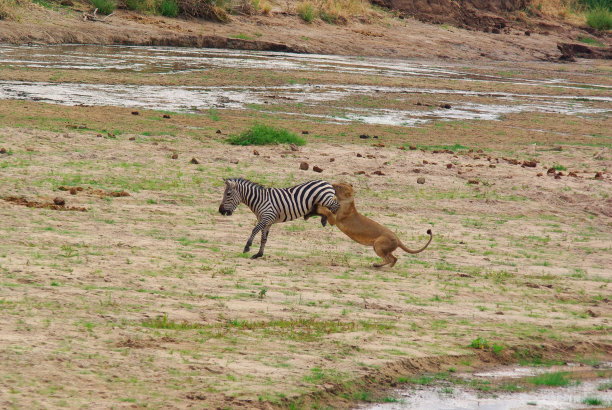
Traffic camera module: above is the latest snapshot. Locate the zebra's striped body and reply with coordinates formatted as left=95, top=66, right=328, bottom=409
left=219, top=178, right=339, bottom=258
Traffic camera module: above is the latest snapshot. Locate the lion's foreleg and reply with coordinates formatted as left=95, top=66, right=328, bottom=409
left=316, top=205, right=336, bottom=226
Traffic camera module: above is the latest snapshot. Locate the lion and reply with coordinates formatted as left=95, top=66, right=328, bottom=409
left=316, top=183, right=432, bottom=268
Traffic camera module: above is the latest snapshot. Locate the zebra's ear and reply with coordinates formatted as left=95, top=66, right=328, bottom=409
left=227, top=180, right=237, bottom=189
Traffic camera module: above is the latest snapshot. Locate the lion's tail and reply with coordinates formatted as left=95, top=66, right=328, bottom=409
left=399, top=229, right=433, bottom=254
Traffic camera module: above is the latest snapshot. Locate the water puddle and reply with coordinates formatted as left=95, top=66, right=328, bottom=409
left=0, top=45, right=610, bottom=127
left=361, top=364, right=612, bottom=410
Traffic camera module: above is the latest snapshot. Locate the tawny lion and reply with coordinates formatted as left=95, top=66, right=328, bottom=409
left=317, top=183, right=432, bottom=268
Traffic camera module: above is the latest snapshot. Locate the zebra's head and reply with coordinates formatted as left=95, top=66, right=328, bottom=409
left=219, top=179, right=241, bottom=216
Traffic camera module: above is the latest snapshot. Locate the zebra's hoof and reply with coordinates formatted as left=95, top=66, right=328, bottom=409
left=243, top=247, right=250, bottom=253
left=321, top=216, right=328, bottom=227
left=251, top=253, right=263, bottom=259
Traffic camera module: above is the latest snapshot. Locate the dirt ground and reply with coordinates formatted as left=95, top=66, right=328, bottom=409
left=1, top=0, right=610, bottom=61
left=0, top=48, right=611, bottom=408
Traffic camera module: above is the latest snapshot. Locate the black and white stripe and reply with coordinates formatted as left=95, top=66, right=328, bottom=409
left=218, top=178, right=339, bottom=259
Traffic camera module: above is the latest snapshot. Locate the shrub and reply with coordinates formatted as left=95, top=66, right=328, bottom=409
left=159, top=0, right=179, bottom=16
left=228, top=124, right=306, bottom=146
left=0, top=0, right=17, bottom=20
left=586, top=7, right=612, bottom=30
left=296, top=1, right=315, bottom=22
left=125, top=0, right=157, bottom=12
left=177, top=0, right=230, bottom=22
left=91, top=0, right=116, bottom=14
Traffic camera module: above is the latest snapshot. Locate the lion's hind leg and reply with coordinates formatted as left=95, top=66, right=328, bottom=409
left=372, top=237, right=397, bottom=268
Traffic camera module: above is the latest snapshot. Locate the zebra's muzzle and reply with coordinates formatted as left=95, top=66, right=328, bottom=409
left=219, top=206, right=233, bottom=216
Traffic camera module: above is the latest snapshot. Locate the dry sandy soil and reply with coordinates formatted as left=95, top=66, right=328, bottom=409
left=1, top=0, right=610, bottom=61
left=0, top=29, right=611, bottom=408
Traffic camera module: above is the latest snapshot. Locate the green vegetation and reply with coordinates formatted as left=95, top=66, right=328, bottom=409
left=228, top=124, right=305, bottom=146
left=582, top=397, right=604, bottom=405
left=297, top=1, right=316, bottom=22
left=577, top=36, right=605, bottom=46
left=528, top=372, right=570, bottom=387
left=90, top=0, right=116, bottom=14
left=586, top=7, right=612, bottom=30
left=469, top=337, right=489, bottom=349
left=0, top=0, right=17, bottom=19
left=159, top=0, right=179, bottom=16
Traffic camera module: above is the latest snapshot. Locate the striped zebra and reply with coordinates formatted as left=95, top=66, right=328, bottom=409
left=218, top=178, right=340, bottom=259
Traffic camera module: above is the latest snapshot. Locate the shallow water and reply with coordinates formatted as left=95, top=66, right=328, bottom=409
left=361, top=365, right=612, bottom=410
left=0, top=45, right=610, bottom=127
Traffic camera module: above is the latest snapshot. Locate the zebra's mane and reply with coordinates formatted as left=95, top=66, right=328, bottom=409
left=228, top=177, right=266, bottom=190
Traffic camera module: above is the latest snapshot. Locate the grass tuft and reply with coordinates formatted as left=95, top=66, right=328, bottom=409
left=297, top=1, right=316, bottom=22
left=528, top=372, right=570, bottom=386
left=586, top=7, right=612, bottom=30
left=159, top=0, right=179, bottom=16
left=91, top=0, right=116, bottom=14
left=228, top=124, right=305, bottom=146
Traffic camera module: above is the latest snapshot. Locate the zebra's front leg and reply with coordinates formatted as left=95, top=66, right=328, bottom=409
left=244, top=221, right=265, bottom=254
left=251, top=226, right=270, bottom=259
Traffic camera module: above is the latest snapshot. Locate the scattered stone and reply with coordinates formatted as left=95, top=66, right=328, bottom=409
left=458, top=170, right=463, bottom=175
left=551, top=146, right=563, bottom=151
left=96, top=133, right=102, bottom=138
left=69, top=187, right=78, bottom=195
left=477, top=149, right=484, bottom=154
left=492, top=28, right=500, bottom=34
left=547, top=168, right=556, bottom=175
left=587, top=309, right=599, bottom=318
left=468, top=180, right=479, bottom=184
left=190, top=157, right=200, bottom=164
left=413, top=169, right=421, bottom=173
left=409, top=145, right=417, bottom=150
left=554, top=173, right=562, bottom=179
left=129, top=136, right=136, bottom=141
left=366, top=154, right=376, bottom=159
left=60, top=0, right=73, bottom=5
left=302, top=131, right=309, bottom=135
left=423, top=160, right=428, bottom=164
left=289, top=143, right=299, bottom=152
left=230, top=159, right=239, bottom=164
left=313, top=166, right=323, bottom=173
left=446, top=163, right=453, bottom=169
left=357, top=153, right=363, bottom=157
left=522, top=160, right=537, bottom=168
left=495, top=311, right=504, bottom=315
left=372, top=143, right=385, bottom=148
left=299, top=162, right=309, bottom=170
left=524, top=30, right=530, bottom=36
left=372, top=170, right=385, bottom=176
left=163, top=114, right=171, bottom=119
left=489, top=164, right=496, bottom=168
left=330, top=158, right=335, bottom=162
left=594, top=172, right=603, bottom=180
left=557, top=171, right=565, bottom=177
left=171, top=153, right=178, bottom=159
left=440, top=103, right=451, bottom=109
left=131, top=111, right=139, bottom=116
left=537, top=172, right=543, bottom=177
left=417, top=177, right=425, bottom=184
left=398, top=146, right=406, bottom=150
left=415, top=102, right=422, bottom=106
left=0, top=148, right=6, bottom=154
left=110, top=191, right=130, bottom=197
left=53, top=197, right=65, bottom=206
left=355, top=171, right=366, bottom=175
left=359, top=134, right=370, bottom=139
left=253, top=150, right=259, bottom=156
left=216, top=130, right=222, bottom=134
left=568, top=171, right=578, bottom=177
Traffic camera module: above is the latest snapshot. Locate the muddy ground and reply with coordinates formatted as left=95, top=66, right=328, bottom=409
left=0, top=52, right=611, bottom=408
left=1, top=0, right=611, bottom=61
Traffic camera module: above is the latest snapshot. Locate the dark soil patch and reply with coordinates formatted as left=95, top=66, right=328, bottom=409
left=2, top=196, right=88, bottom=212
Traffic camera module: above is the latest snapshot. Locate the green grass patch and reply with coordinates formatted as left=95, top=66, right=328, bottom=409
left=582, top=397, right=604, bottom=405
left=228, top=124, right=305, bottom=146
left=159, top=0, right=178, bottom=16
left=90, top=0, right=116, bottom=14
left=528, top=372, right=570, bottom=387
left=296, top=1, right=315, bottom=22
left=578, top=36, right=605, bottom=47
left=586, top=7, right=612, bottom=31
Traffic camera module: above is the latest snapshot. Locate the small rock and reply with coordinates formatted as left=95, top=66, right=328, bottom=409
left=163, top=114, right=171, bottom=119
left=372, top=170, right=385, bottom=176
left=495, top=311, right=504, bottom=315
left=568, top=171, right=578, bottom=177
left=69, top=187, right=78, bottom=195
left=446, top=163, right=453, bottom=169
left=299, top=162, right=309, bottom=170
left=289, top=143, right=299, bottom=152
left=253, top=150, right=259, bottom=156
left=131, top=111, right=139, bottom=116
left=413, top=169, right=421, bottom=173
left=372, top=143, right=385, bottom=148
left=492, top=28, right=500, bottom=34
left=53, top=197, right=65, bottom=206
left=329, top=158, right=335, bottom=162
left=537, top=172, right=543, bottom=176
left=0, top=148, right=6, bottom=154
left=171, top=153, right=178, bottom=159
left=554, top=173, right=562, bottom=179
left=398, top=146, right=406, bottom=150
left=190, top=157, right=200, bottom=164
left=489, top=164, right=496, bottom=168
left=230, top=159, right=239, bottom=164
left=440, top=103, right=451, bottom=109
left=96, top=134, right=102, bottom=138
left=313, top=166, right=323, bottom=173
left=359, top=134, right=370, bottom=139
left=60, top=0, right=73, bottom=5
left=594, top=172, right=603, bottom=180
left=366, top=154, right=376, bottom=159
left=302, top=131, right=309, bottom=135
left=417, top=177, right=425, bottom=184
left=557, top=171, right=565, bottom=176
left=522, top=160, right=537, bottom=168
left=547, top=168, right=556, bottom=175
left=524, top=30, right=530, bottom=36
left=423, top=160, right=428, bottom=164
left=551, top=146, right=562, bottom=151
left=477, top=149, right=483, bottom=153
left=357, top=153, right=363, bottom=158
left=468, top=180, right=479, bottom=184
left=216, top=130, right=222, bottom=134
left=409, top=145, right=417, bottom=150
left=415, top=102, right=422, bottom=106
left=129, top=136, right=136, bottom=141
left=355, top=171, right=366, bottom=175
left=587, top=309, right=599, bottom=318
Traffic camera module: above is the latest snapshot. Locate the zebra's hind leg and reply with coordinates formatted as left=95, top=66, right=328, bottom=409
left=251, top=226, right=270, bottom=259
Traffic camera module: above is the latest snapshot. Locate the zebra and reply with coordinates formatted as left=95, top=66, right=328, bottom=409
left=218, top=178, right=340, bottom=259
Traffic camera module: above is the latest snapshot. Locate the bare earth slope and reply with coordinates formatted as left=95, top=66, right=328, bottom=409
left=0, top=1, right=610, bottom=61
